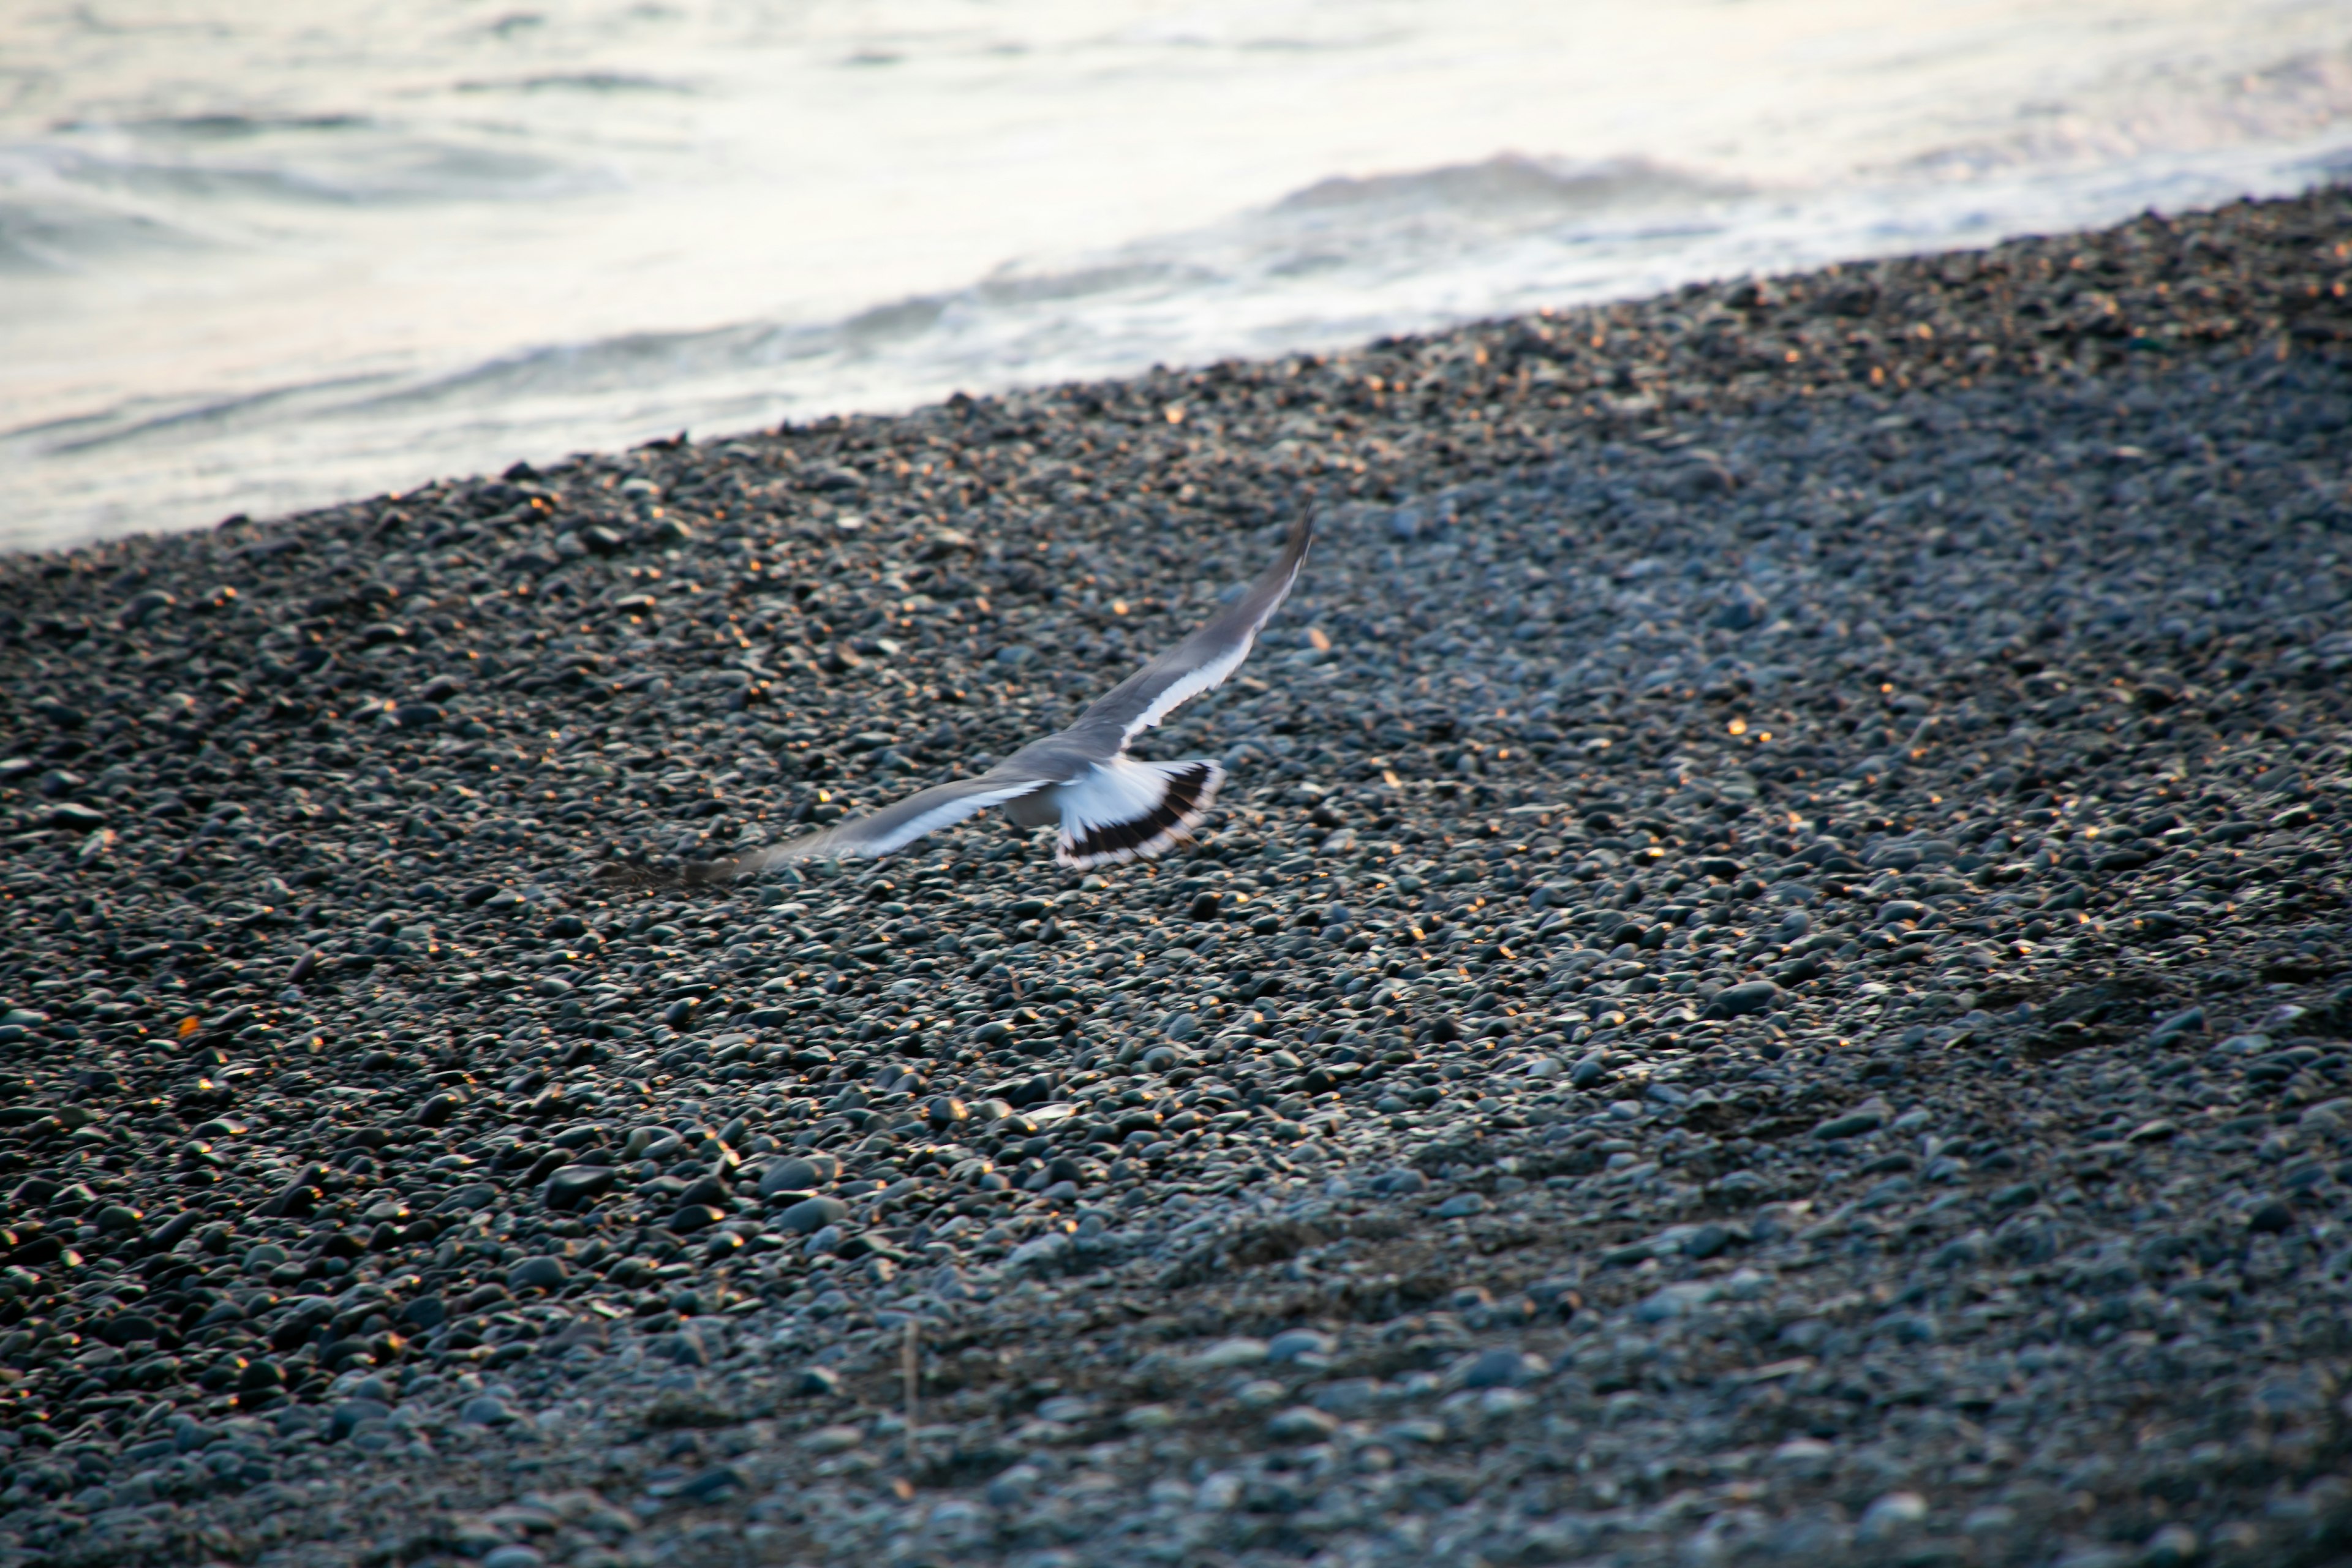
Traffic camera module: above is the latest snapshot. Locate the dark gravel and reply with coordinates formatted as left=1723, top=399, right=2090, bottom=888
left=1, top=186, right=2350, bottom=1568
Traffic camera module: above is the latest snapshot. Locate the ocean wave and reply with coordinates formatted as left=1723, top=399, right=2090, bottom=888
left=1883, top=43, right=2352, bottom=181
left=1272, top=154, right=1746, bottom=219
left=0, top=188, right=197, bottom=272
left=44, top=138, right=607, bottom=208
left=453, top=72, right=697, bottom=96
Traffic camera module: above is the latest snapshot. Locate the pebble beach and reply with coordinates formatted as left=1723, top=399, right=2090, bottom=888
left=2, top=186, right=2351, bottom=1568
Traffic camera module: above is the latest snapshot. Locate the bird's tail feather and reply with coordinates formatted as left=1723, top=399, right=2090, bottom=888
left=1057, top=757, right=1223, bottom=869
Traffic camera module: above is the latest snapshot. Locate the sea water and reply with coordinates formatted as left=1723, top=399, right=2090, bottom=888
left=3, top=0, right=2348, bottom=549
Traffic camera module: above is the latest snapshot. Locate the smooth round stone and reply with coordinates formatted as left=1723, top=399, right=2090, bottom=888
left=1194, top=1338, right=1269, bottom=1370
left=1267, top=1329, right=1335, bottom=1363
left=1460, top=1348, right=1532, bottom=1389
left=543, top=1165, right=615, bottom=1212
left=1235, top=1379, right=1287, bottom=1410
left=778, top=1195, right=849, bottom=1234
left=505, top=1255, right=568, bottom=1292
left=482, top=1546, right=545, bottom=1568
left=1266, top=1406, right=1339, bottom=1441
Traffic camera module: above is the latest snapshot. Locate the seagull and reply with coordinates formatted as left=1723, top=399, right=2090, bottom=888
left=603, top=516, right=1314, bottom=885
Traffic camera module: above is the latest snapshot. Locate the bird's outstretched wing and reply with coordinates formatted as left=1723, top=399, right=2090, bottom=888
left=597, top=772, right=1050, bottom=889
left=594, top=516, right=1314, bottom=892
left=1065, top=514, right=1313, bottom=749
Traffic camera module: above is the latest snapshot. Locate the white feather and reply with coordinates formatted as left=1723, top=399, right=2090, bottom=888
left=1121, top=636, right=1254, bottom=741
left=712, top=777, right=1047, bottom=879
left=829, top=780, right=1047, bottom=857
left=1057, top=758, right=1180, bottom=832
left=1055, top=757, right=1223, bottom=868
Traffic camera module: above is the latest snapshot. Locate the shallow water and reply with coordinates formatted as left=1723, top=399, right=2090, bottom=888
left=4, top=0, right=2349, bottom=550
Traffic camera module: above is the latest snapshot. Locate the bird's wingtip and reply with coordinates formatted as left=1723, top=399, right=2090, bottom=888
left=592, top=861, right=676, bottom=891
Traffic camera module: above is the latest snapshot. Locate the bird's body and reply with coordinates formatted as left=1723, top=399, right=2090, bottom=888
left=602, top=515, right=1313, bottom=886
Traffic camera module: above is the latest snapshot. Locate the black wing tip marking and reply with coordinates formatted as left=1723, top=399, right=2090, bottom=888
left=1058, top=761, right=1223, bottom=869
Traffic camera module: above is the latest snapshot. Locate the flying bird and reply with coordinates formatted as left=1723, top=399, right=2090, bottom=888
left=603, top=516, right=1314, bottom=885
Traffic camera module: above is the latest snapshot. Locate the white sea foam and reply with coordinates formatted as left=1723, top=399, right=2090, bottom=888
left=2, top=0, right=2349, bottom=549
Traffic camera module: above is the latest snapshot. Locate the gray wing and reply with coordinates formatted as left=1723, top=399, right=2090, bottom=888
left=1065, top=514, right=1313, bottom=750
left=606, top=771, right=1051, bottom=888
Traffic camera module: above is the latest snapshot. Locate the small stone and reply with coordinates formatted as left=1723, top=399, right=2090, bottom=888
left=1857, top=1491, right=1929, bottom=1541
left=1703, top=981, right=1781, bottom=1020
left=328, top=1398, right=391, bottom=1441
left=778, top=1196, right=850, bottom=1234
left=1459, top=1348, right=1535, bottom=1389
left=1267, top=1329, right=1334, bottom=1363
left=678, top=1465, right=747, bottom=1502
left=481, top=1547, right=544, bottom=1568
left=118, top=589, right=175, bottom=627
left=2247, top=1200, right=2296, bottom=1234
left=460, top=1395, right=515, bottom=1426
left=761, top=1157, right=839, bottom=1198
left=1814, top=1109, right=1886, bottom=1140
left=1193, top=1337, right=1270, bottom=1370
left=2299, top=1098, right=2352, bottom=1137
left=795, top=1366, right=842, bottom=1396
left=1265, top=1406, right=1339, bottom=1442
left=544, top=1164, right=616, bottom=1212
left=1569, top=1054, right=1610, bottom=1088
left=1005, top=1231, right=1070, bottom=1272
left=1235, top=1379, right=1287, bottom=1409
left=505, top=1256, right=568, bottom=1292
left=1770, top=1437, right=1836, bottom=1478
left=1989, top=1182, right=2041, bottom=1212
left=799, top=1424, right=864, bottom=1454
left=414, top=1091, right=465, bottom=1128
left=1431, top=1193, right=1487, bottom=1219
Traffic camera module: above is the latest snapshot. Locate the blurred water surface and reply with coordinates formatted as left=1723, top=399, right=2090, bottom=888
left=4, top=0, right=2349, bottom=548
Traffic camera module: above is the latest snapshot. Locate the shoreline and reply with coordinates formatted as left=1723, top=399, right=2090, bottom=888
left=0, top=187, right=2348, bottom=1568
